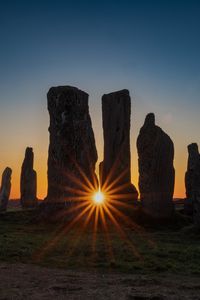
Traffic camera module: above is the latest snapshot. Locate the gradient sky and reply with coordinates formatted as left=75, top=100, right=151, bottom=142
left=0, top=0, right=200, bottom=199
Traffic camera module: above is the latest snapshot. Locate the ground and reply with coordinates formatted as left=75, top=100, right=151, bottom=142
left=0, top=205, right=200, bottom=299
left=1, top=263, right=200, bottom=299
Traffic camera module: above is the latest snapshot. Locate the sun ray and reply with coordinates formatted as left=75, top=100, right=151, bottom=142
left=33, top=161, right=157, bottom=270
left=103, top=168, right=129, bottom=193
left=103, top=205, right=142, bottom=260
left=106, top=182, right=132, bottom=196
left=108, top=198, right=135, bottom=210
left=64, top=205, right=96, bottom=262
left=34, top=203, right=93, bottom=261
left=100, top=156, right=121, bottom=191
left=63, top=195, right=92, bottom=202
left=106, top=202, right=156, bottom=248
left=59, top=151, right=97, bottom=192
left=52, top=200, right=92, bottom=220
left=44, top=196, right=91, bottom=221
left=62, top=170, right=94, bottom=194
left=108, top=193, right=133, bottom=201
left=49, top=178, right=92, bottom=197
left=92, top=205, right=100, bottom=258
left=63, top=186, right=94, bottom=196
left=99, top=205, right=115, bottom=263
left=90, top=167, right=99, bottom=190
left=71, top=158, right=98, bottom=191
left=101, top=141, right=130, bottom=191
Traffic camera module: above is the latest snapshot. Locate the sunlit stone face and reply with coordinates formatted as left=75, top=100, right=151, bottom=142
left=93, top=190, right=105, bottom=205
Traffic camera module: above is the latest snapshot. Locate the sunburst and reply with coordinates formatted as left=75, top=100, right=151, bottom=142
left=33, top=158, right=155, bottom=264
left=92, top=188, right=105, bottom=205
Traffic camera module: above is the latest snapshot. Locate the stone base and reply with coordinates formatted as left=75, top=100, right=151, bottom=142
left=36, top=200, right=86, bottom=222
left=21, top=199, right=38, bottom=209
left=184, top=198, right=193, bottom=216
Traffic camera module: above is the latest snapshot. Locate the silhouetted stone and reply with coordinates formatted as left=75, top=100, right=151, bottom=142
left=46, top=86, right=98, bottom=206
left=185, top=143, right=200, bottom=226
left=184, top=143, right=200, bottom=215
left=0, top=167, right=12, bottom=211
left=185, top=144, right=200, bottom=199
left=20, top=147, right=37, bottom=208
left=100, top=90, right=138, bottom=202
left=137, top=113, right=175, bottom=218
left=192, top=159, right=200, bottom=227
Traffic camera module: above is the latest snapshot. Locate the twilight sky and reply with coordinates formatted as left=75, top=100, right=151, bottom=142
left=0, top=0, right=200, bottom=199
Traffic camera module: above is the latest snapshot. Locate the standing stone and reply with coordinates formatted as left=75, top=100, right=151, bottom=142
left=0, top=167, right=12, bottom=211
left=20, top=147, right=37, bottom=208
left=185, top=143, right=200, bottom=226
left=184, top=143, right=200, bottom=215
left=46, top=86, right=98, bottom=205
left=137, top=113, right=175, bottom=218
left=100, top=90, right=138, bottom=201
left=193, top=158, right=200, bottom=227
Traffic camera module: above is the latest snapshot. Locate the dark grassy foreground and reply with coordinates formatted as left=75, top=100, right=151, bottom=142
left=0, top=208, right=200, bottom=275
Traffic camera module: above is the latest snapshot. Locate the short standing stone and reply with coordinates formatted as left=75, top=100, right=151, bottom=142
left=46, top=86, right=98, bottom=205
left=100, top=89, right=138, bottom=201
left=20, top=147, right=37, bottom=208
left=137, top=113, right=175, bottom=218
left=0, top=167, right=12, bottom=211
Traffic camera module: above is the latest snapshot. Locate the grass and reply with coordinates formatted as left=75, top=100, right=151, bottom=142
left=0, top=208, right=200, bottom=275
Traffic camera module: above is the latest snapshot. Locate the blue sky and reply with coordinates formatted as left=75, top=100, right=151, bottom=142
left=0, top=0, right=200, bottom=198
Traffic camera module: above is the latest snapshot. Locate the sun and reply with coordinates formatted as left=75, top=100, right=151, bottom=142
left=92, top=190, right=105, bottom=205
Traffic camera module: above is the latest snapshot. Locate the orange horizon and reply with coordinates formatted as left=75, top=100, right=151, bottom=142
left=0, top=106, right=188, bottom=201
left=9, top=164, right=186, bottom=200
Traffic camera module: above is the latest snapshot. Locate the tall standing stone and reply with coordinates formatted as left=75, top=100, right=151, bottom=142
left=185, top=143, right=200, bottom=226
left=0, top=167, right=12, bottom=211
left=192, top=158, right=200, bottom=228
left=46, top=86, right=98, bottom=204
left=20, top=147, right=37, bottom=208
left=193, top=157, right=200, bottom=229
left=184, top=143, right=199, bottom=214
left=137, top=113, right=175, bottom=218
left=100, top=90, right=138, bottom=201
left=185, top=143, right=200, bottom=200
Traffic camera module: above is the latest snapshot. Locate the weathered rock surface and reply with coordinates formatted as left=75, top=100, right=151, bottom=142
left=0, top=167, right=12, bottom=211
left=184, top=143, right=200, bottom=215
left=100, top=90, right=138, bottom=201
left=20, top=147, right=37, bottom=208
left=185, top=143, right=200, bottom=199
left=46, top=86, right=98, bottom=205
left=137, top=113, right=175, bottom=218
left=185, top=143, right=200, bottom=226
left=192, top=158, right=200, bottom=227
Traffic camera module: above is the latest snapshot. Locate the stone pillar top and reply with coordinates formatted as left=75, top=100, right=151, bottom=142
left=102, top=89, right=130, bottom=98
left=188, top=143, right=199, bottom=155
left=144, top=113, right=155, bottom=127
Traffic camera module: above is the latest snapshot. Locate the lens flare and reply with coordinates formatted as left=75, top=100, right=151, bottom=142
left=34, top=160, right=155, bottom=266
left=93, top=189, right=105, bottom=205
